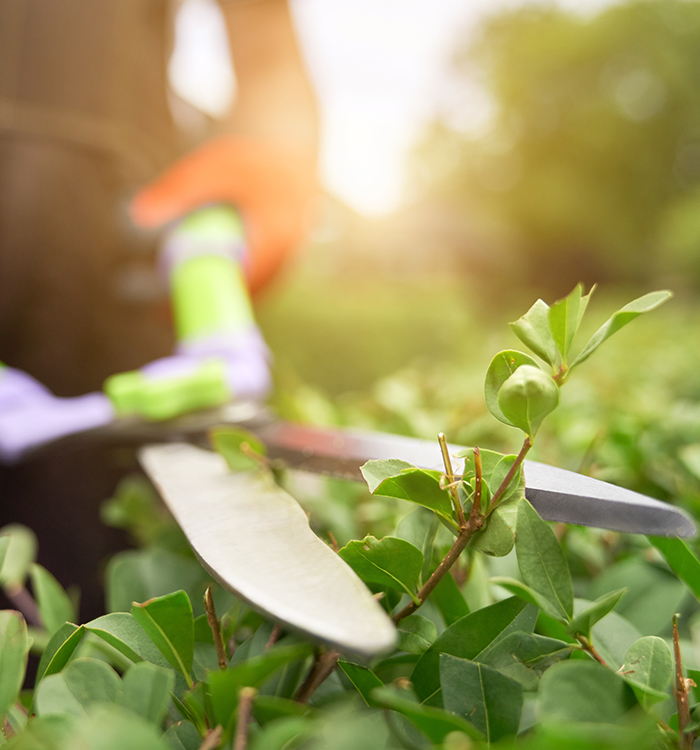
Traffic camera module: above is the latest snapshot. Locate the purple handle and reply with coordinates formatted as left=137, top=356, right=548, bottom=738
left=0, top=369, right=114, bottom=462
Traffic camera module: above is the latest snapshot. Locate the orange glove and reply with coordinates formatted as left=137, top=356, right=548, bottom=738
left=131, top=136, right=317, bottom=294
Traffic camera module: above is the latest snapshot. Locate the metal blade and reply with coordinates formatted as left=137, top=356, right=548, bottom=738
left=249, top=422, right=697, bottom=538
left=139, top=442, right=397, bottom=657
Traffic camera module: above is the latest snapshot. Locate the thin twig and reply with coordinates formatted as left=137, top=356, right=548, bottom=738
left=294, top=650, right=341, bottom=704
left=5, top=586, right=42, bottom=628
left=233, top=688, right=257, bottom=750
left=198, top=725, right=223, bottom=750
left=265, top=624, right=282, bottom=651
left=575, top=635, right=609, bottom=667
left=488, top=436, right=532, bottom=513
left=674, top=614, right=695, bottom=750
left=204, top=587, right=228, bottom=670
left=471, top=447, right=483, bottom=524
left=392, top=511, right=484, bottom=624
left=327, top=531, right=339, bottom=553
left=438, top=433, right=466, bottom=528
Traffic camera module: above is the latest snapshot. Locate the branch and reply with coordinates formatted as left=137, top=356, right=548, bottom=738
left=488, top=436, right=532, bottom=513
left=204, top=587, right=228, bottom=670
left=575, top=635, right=608, bottom=667
left=438, top=433, right=466, bottom=528
left=233, top=688, right=256, bottom=750
left=674, top=615, right=695, bottom=750
left=294, top=649, right=340, bottom=704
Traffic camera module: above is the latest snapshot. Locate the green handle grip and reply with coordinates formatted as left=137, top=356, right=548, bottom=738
left=169, top=205, right=255, bottom=344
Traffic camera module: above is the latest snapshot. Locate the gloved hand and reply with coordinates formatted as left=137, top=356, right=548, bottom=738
left=103, top=326, right=271, bottom=422
left=131, top=136, right=317, bottom=294
left=0, top=366, right=114, bottom=462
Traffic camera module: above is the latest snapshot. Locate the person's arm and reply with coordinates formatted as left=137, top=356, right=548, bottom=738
left=221, top=0, right=318, bottom=153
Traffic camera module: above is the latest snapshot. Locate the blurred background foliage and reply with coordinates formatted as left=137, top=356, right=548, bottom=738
left=412, top=0, right=700, bottom=293
left=253, top=0, right=700, bottom=530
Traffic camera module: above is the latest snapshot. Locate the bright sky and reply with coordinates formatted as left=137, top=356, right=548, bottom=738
left=169, top=0, right=618, bottom=215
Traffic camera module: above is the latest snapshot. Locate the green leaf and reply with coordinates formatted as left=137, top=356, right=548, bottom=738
left=566, top=589, right=626, bottom=639
left=548, top=283, right=584, bottom=363
left=338, top=536, right=424, bottom=604
left=371, top=685, right=483, bottom=743
left=515, top=499, right=573, bottom=621
left=479, top=631, right=573, bottom=690
left=208, top=643, right=312, bottom=729
left=131, top=591, right=194, bottom=686
left=470, top=507, right=515, bottom=557
left=119, top=661, right=175, bottom=726
left=361, top=461, right=454, bottom=522
left=34, top=657, right=122, bottom=718
left=0, top=524, right=37, bottom=589
left=590, top=611, right=642, bottom=672
left=537, top=660, right=635, bottom=724
left=86, top=613, right=172, bottom=669
left=509, top=298, right=558, bottom=366
left=490, top=454, right=526, bottom=506
left=210, top=426, right=267, bottom=471
left=497, top=365, right=560, bottom=439
left=430, top=571, right=470, bottom=626
left=0, top=610, right=30, bottom=720
left=163, top=720, right=202, bottom=750
left=338, top=661, right=383, bottom=706
left=29, top=564, right=76, bottom=636
left=648, top=536, right=700, bottom=603
left=484, top=350, right=541, bottom=427
left=490, top=576, right=549, bottom=609
left=35, top=623, right=86, bottom=684
left=252, top=695, right=309, bottom=725
left=571, top=290, right=672, bottom=368
left=397, top=615, right=437, bottom=655
left=440, top=653, right=523, bottom=742
left=411, top=597, right=537, bottom=705
left=621, top=636, right=673, bottom=708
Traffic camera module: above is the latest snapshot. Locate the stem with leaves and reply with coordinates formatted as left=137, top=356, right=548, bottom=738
left=674, top=615, right=695, bottom=750
left=204, top=587, right=228, bottom=670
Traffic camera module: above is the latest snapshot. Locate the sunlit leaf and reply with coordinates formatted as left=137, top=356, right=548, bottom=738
left=548, top=283, right=584, bottom=363
left=484, top=350, right=541, bottom=427
left=361, top=460, right=454, bottom=522
left=571, top=290, right=672, bottom=367
left=498, top=365, right=560, bottom=439
left=509, top=298, right=558, bottom=366
left=338, top=536, right=423, bottom=603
